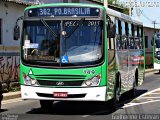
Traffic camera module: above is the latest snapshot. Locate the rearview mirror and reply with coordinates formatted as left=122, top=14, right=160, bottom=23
left=108, top=23, right=116, bottom=38
left=13, top=25, right=20, bottom=40
left=107, top=15, right=116, bottom=38
left=13, top=16, right=23, bottom=40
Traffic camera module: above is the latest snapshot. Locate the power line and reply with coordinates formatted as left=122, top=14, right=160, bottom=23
left=141, top=11, right=152, bottom=22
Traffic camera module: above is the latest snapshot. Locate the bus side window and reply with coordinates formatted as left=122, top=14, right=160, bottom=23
left=135, top=26, right=142, bottom=49
left=128, top=23, right=132, bottom=36
left=121, top=21, right=127, bottom=49
left=130, top=24, right=135, bottom=49
left=122, top=21, right=125, bottom=36
left=125, top=22, right=129, bottom=49
left=116, top=19, right=122, bottom=49
left=134, top=25, right=138, bottom=37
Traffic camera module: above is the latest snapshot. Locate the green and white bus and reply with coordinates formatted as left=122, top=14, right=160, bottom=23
left=20, top=3, right=145, bottom=108
left=153, top=33, right=160, bottom=70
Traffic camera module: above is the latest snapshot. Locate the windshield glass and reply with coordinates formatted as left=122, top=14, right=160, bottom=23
left=22, top=20, right=103, bottom=67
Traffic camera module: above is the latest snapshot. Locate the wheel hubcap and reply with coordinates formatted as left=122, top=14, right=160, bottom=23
left=116, top=87, right=120, bottom=101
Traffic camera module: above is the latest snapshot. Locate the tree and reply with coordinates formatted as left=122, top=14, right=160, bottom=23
left=108, top=0, right=129, bottom=15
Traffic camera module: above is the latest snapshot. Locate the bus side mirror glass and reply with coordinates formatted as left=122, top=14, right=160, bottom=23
left=108, top=23, right=116, bottom=38
left=13, top=16, right=23, bottom=40
left=13, top=25, right=20, bottom=40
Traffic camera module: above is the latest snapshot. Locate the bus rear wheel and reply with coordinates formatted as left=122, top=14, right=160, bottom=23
left=130, top=73, right=138, bottom=98
left=40, top=100, right=54, bottom=109
left=111, top=74, right=121, bottom=109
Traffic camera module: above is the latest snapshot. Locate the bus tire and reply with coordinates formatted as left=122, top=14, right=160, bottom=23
left=130, top=71, right=138, bottom=98
left=111, top=73, right=121, bottom=109
left=40, top=100, right=54, bottom=109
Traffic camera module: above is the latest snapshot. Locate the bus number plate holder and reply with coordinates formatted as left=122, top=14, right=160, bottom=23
left=53, top=92, right=68, bottom=98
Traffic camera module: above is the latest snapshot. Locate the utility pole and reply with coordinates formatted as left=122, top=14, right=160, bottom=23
left=104, top=0, right=108, bottom=9
left=129, top=0, right=134, bottom=16
left=152, top=21, right=156, bottom=33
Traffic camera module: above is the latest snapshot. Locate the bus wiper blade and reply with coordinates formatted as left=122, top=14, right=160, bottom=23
left=65, top=18, right=85, bottom=38
left=40, top=19, right=58, bottom=37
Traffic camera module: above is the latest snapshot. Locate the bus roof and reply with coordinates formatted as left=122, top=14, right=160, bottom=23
left=106, top=8, right=143, bottom=25
left=24, top=3, right=105, bottom=11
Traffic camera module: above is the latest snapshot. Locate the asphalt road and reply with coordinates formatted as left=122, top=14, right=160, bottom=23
left=0, top=71, right=160, bottom=120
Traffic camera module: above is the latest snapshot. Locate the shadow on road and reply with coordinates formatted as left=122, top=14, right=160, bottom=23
left=0, top=109, right=7, bottom=113
left=26, top=89, right=148, bottom=115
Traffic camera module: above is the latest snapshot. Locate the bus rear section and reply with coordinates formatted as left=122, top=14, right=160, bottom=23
left=153, top=33, right=160, bottom=69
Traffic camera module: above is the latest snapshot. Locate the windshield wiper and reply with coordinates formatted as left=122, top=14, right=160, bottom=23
left=40, top=19, right=58, bottom=38
left=65, top=18, right=85, bottom=38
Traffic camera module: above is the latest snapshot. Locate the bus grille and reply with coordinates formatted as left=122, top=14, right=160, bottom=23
left=37, top=80, right=84, bottom=86
left=35, top=74, right=86, bottom=86
left=35, top=74, right=86, bottom=80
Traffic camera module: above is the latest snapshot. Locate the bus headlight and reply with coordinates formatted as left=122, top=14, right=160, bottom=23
left=23, top=73, right=39, bottom=86
left=82, top=74, right=101, bottom=87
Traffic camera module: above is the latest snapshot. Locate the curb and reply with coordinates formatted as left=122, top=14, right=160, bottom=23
left=2, top=91, right=21, bottom=101
left=145, top=69, right=157, bottom=73
left=1, top=69, right=157, bottom=102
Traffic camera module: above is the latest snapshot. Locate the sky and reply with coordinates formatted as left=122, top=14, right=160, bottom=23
left=118, top=0, right=160, bottom=28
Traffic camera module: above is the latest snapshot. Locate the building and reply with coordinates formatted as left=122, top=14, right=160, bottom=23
left=144, top=25, right=160, bottom=67
left=0, top=0, right=34, bottom=91
left=144, top=26, right=159, bottom=49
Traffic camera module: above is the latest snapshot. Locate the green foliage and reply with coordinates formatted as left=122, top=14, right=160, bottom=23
left=108, top=0, right=117, bottom=4
left=3, top=88, right=9, bottom=93
left=10, top=87, right=20, bottom=92
left=108, top=0, right=129, bottom=15
left=122, top=8, right=129, bottom=15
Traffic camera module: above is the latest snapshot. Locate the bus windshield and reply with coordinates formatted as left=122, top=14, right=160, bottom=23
left=22, top=20, right=103, bottom=67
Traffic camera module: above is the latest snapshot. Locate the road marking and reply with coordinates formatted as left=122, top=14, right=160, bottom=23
left=138, top=97, right=160, bottom=99
left=82, top=115, right=90, bottom=118
left=2, top=98, right=23, bottom=105
left=82, top=110, right=111, bottom=117
left=149, top=93, right=160, bottom=94
left=136, top=88, right=160, bottom=98
left=123, top=100, right=160, bottom=108
left=122, top=88, right=160, bottom=108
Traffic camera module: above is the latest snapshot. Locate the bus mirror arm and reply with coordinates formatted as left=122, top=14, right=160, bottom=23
left=151, top=39, right=153, bottom=46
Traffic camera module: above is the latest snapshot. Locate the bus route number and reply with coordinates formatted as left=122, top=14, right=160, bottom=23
left=65, top=21, right=100, bottom=27
left=84, top=70, right=95, bottom=74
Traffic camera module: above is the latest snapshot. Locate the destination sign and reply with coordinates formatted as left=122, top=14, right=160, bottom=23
left=27, top=7, right=100, bottom=17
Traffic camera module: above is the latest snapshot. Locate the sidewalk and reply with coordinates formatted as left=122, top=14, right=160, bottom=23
left=145, top=68, right=157, bottom=73
left=2, top=69, right=157, bottom=102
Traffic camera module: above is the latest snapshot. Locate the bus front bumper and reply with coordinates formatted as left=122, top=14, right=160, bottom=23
left=154, top=63, right=160, bottom=69
left=21, top=85, right=107, bottom=101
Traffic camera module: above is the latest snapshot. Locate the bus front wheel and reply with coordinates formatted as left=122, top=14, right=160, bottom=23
left=40, top=100, right=54, bottom=109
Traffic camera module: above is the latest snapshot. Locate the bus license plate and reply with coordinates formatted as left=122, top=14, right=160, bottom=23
left=53, top=92, right=68, bottom=98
